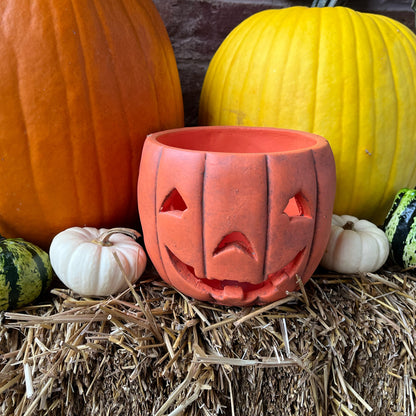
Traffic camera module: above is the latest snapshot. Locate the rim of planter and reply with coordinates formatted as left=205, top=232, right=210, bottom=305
left=145, top=125, right=330, bottom=155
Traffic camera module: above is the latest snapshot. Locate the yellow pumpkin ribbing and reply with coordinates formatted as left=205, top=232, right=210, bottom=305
left=199, top=6, right=416, bottom=224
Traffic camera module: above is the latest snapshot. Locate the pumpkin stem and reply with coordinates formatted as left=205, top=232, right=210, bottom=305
left=343, top=221, right=355, bottom=231
left=92, top=228, right=141, bottom=247
left=311, top=0, right=348, bottom=7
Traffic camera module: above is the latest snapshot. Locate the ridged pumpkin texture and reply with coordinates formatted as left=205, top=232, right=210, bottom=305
left=0, top=0, right=183, bottom=248
left=199, top=6, right=416, bottom=225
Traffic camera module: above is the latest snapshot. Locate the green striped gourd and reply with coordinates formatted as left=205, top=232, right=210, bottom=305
left=0, top=235, right=53, bottom=311
left=383, top=188, right=416, bottom=269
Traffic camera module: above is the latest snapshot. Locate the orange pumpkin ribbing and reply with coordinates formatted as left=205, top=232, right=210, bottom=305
left=0, top=0, right=183, bottom=248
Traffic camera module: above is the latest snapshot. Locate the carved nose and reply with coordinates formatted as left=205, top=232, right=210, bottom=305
left=213, top=231, right=256, bottom=260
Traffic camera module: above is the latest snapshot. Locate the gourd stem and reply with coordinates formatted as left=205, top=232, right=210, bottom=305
left=92, top=228, right=141, bottom=247
left=343, top=221, right=355, bottom=231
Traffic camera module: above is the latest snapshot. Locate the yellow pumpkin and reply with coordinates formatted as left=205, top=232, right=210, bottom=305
left=0, top=0, right=183, bottom=248
left=199, top=6, right=416, bottom=225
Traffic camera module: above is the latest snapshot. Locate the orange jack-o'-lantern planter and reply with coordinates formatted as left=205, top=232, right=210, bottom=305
left=138, top=126, right=336, bottom=306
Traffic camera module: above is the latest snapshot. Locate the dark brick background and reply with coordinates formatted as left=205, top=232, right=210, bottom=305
left=152, top=0, right=416, bottom=125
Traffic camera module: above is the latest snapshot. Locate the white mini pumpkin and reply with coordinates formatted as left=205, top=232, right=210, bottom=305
left=49, top=227, right=147, bottom=296
left=320, top=215, right=389, bottom=274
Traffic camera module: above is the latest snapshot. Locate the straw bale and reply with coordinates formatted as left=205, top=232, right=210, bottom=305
left=1, top=266, right=416, bottom=415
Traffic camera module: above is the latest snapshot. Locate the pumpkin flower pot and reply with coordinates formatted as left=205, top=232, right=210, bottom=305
left=137, top=126, right=336, bottom=306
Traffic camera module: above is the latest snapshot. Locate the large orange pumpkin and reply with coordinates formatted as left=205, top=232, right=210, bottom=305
left=138, top=126, right=336, bottom=306
left=199, top=6, right=416, bottom=225
left=0, top=0, right=183, bottom=248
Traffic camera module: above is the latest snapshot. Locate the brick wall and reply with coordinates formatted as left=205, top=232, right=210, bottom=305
left=152, top=0, right=415, bottom=125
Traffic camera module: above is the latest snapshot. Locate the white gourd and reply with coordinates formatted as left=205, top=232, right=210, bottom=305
left=320, top=215, right=389, bottom=274
left=49, top=227, right=147, bottom=296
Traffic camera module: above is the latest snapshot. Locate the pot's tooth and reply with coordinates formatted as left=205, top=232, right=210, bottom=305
left=271, top=272, right=288, bottom=288
left=219, top=284, right=245, bottom=302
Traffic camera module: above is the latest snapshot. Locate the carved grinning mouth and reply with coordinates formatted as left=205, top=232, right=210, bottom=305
left=166, top=246, right=306, bottom=302
left=158, top=187, right=311, bottom=303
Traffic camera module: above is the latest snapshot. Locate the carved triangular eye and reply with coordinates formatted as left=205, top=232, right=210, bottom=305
left=283, top=192, right=310, bottom=217
left=160, top=188, right=187, bottom=213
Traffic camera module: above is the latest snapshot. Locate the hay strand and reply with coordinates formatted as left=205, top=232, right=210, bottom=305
left=2, top=266, right=416, bottom=415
